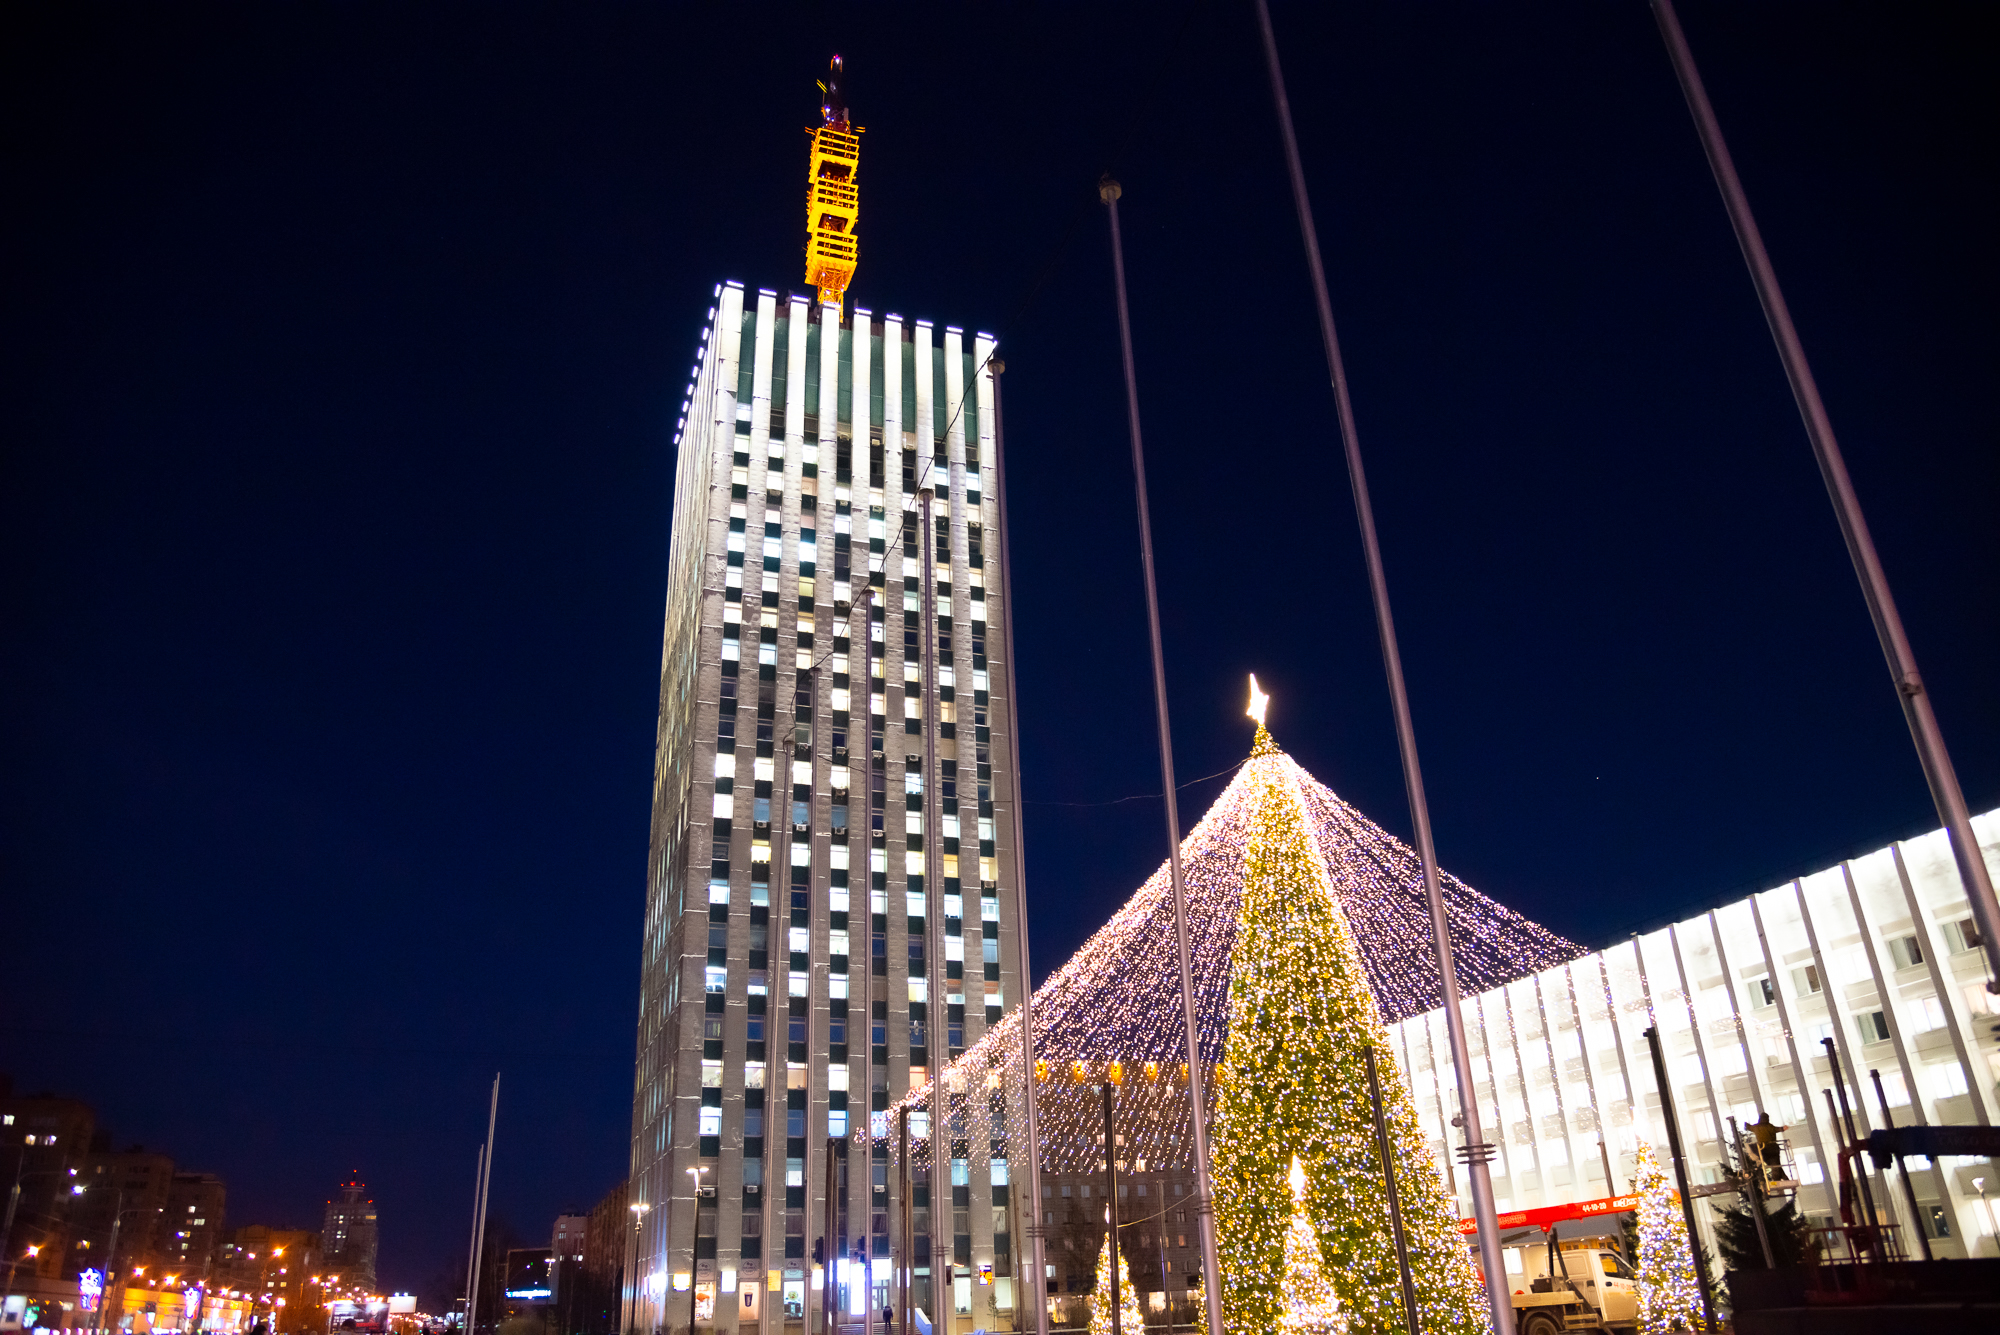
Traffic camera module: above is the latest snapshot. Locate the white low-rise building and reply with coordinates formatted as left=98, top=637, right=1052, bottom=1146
left=1390, top=810, right=2000, bottom=1259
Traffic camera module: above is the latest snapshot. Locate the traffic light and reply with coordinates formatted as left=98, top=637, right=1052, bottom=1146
left=812, top=1238, right=825, bottom=1266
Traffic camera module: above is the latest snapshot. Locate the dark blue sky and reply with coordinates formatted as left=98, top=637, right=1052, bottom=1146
left=4, top=0, right=1993, bottom=1300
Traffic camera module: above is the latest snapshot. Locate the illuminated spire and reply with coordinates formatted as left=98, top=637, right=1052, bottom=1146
left=1249, top=674, right=1280, bottom=757
left=805, top=55, right=860, bottom=315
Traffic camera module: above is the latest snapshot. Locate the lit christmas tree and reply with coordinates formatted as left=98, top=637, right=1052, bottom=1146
left=1210, top=710, right=1484, bottom=1335
left=1279, top=1156, right=1348, bottom=1335
left=1088, top=1229, right=1145, bottom=1335
left=1633, top=1140, right=1709, bottom=1333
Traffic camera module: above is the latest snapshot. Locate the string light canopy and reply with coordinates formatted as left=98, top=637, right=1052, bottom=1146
left=877, top=680, right=1584, bottom=1311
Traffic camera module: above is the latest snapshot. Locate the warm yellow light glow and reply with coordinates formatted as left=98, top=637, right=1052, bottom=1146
left=1287, top=1154, right=1306, bottom=1199
left=1247, top=674, right=1269, bottom=728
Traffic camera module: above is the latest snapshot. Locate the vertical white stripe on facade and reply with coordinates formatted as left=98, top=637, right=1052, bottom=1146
left=942, top=327, right=965, bottom=556
left=1747, top=890, right=1836, bottom=1193
left=852, top=310, right=873, bottom=494
left=972, top=336, right=996, bottom=476
left=1793, top=874, right=1877, bottom=1144
left=881, top=316, right=902, bottom=456
left=751, top=292, right=777, bottom=456
left=1892, top=836, right=1995, bottom=1126
left=786, top=294, right=810, bottom=455
left=1558, top=960, right=1611, bottom=1191
left=818, top=304, right=840, bottom=451
left=1664, top=924, right=1727, bottom=1163
left=1530, top=972, right=1582, bottom=1194
left=1703, top=906, right=1769, bottom=1121
left=1838, top=857, right=1951, bottom=1236
left=913, top=320, right=934, bottom=477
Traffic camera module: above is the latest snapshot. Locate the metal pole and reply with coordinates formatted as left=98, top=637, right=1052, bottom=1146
left=1364, top=1048, right=1421, bottom=1335
left=463, top=1145, right=485, bottom=1335
left=1248, top=4, right=1511, bottom=1327
left=918, top=484, right=949, bottom=1332
left=988, top=358, right=1050, bottom=1335
left=686, top=1234, right=698, bottom=1335
left=1819, top=1039, right=1883, bottom=1251
left=1102, top=1085, right=1120, bottom=1335
left=1098, top=175, right=1225, bottom=1335
left=855, top=585, right=876, bottom=1335
left=1642, top=1028, right=1715, bottom=1332
left=1865, top=1072, right=1932, bottom=1263
left=1650, top=0, right=2000, bottom=993
left=469, top=1075, right=500, bottom=1335
left=805, top=658, right=826, bottom=1335
left=898, top=1111, right=912, bottom=1335
left=823, top=1138, right=837, bottom=1335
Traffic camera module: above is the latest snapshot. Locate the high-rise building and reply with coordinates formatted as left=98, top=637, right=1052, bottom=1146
left=71, top=1147, right=174, bottom=1279
left=0, top=1087, right=94, bottom=1281
left=322, top=1180, right=378, bottom=1294
left=626, top=61, right=1025, bottom=1335
left=163, top=1172, right=228, bottom=1279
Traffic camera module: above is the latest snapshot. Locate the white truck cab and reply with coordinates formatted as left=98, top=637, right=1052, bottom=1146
left=1509, top=1239, right=1639, bottom=1335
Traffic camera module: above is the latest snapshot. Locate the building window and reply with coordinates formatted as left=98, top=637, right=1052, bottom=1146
left=1887, top=936, right=1925, bottom=970
left=1941, top=918, right=1981, bottom=954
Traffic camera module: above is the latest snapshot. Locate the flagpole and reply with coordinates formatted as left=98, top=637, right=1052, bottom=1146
left=1099, top=175, right=1225, bottom=1335
left=1649, top=0, right=2000, bottom=996
left=1250, top=4, right=1513, bottom=1328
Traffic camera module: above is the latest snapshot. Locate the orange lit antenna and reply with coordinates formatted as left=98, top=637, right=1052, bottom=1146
left=805, top=55, right=860, bottom=315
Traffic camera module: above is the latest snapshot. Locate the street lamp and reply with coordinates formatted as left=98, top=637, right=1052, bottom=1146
left=624, top=1205, right=650, bottom=1335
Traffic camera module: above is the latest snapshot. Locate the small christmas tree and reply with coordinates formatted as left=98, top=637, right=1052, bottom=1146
left=1278, top=1157, right=1347, bottom=1335
left=1633, top=1140, right=1709, bottom=1333
left=1712, top=1143, right=1817, bottom=1309
left=1088, top=1229, right=1145, bottom=1335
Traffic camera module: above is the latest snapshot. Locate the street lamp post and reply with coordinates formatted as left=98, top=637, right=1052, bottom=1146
left=684, top=1169, right=708, bottom=1335
left=626, top=1203, right=649, bottom=1335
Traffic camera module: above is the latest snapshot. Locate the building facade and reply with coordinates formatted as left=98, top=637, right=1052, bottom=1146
left=72, top=1149, right=175, bottom=1280
left=322, top=1181, right=378, bottom=1295
left=162, top=1173, right=227, bottom=1280
left=1389, top=810, right=2000, bottom=1267
left=213, top=1225, right=322, bottom=1334
left=626, top=283, right=1022, bottom=1332
left=0, top=1090, right=94, bottom=1282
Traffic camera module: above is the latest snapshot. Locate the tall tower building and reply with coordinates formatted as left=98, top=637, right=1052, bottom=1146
left=322, top=1179, right=378, bottom=1294
left=626, top=58, right=1026, bottom=1335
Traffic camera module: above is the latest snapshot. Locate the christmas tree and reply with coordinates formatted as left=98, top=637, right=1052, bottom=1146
left=1712, top=1143, right=1817, bottom=1307
left=1210, top=720, right=1484, bottom=1335
left=1088, top=1230, right=1145, bottom=1335
left=1633, top=1140, right=1709, bottom=1333
left=1279, top=1157, right=1348, bottom=1335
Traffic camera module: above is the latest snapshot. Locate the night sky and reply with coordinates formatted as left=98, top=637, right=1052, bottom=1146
left=5, top=0, right=1994, bottom=1302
